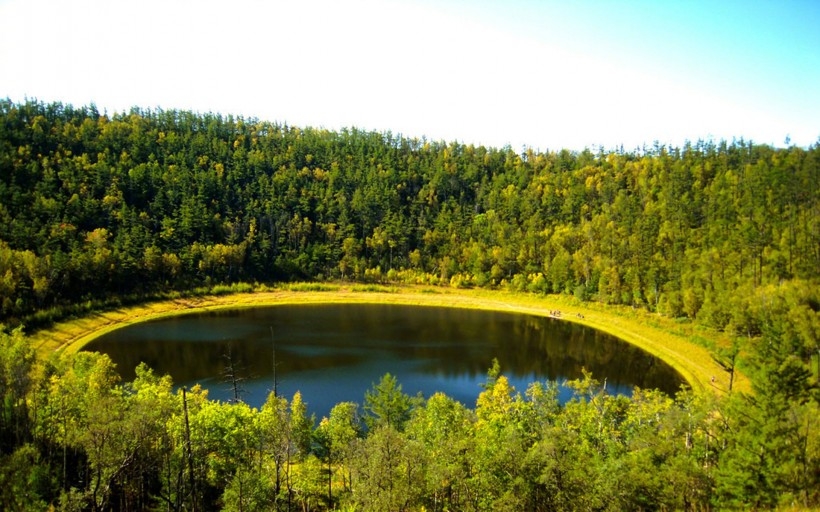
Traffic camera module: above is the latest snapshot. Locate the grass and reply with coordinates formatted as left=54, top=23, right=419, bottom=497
left=350, top=284, right=400, bottom=293
left=283, top=282, right=340, bottom=292
left=26, top=285, right=747, bottom=394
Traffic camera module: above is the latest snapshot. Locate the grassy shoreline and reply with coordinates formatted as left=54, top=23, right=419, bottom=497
left=27, top=285, right=748, bottom=395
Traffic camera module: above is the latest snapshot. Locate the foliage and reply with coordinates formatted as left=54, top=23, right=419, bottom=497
left=0, top=323, right=818, bottom=510
left=1, top=100, right=818, bottom=329
left=363, top=372, right=414, bottom=431
left=2, top=99, right=820, bottom=509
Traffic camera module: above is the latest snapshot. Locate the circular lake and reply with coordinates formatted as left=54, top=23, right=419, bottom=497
left=83, top=304, right=686, bottom=418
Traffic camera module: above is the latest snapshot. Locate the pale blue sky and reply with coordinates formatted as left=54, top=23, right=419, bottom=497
left=1, top=0, right=818, bottom=151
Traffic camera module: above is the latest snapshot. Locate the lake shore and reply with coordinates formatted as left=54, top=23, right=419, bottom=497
left=27, top=285, right=747, bottom=395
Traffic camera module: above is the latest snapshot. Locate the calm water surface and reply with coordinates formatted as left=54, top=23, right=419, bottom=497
left=84, top=304, right=686, bottom=418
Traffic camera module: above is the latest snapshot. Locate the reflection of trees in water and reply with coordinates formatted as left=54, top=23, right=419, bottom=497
left=92, top=339, right=365, bottom=383
left=85, top=305, right=685, bottom=398
left=412, top=312, right=684, bottom=395
left=530, top=317, right=681, bottom=394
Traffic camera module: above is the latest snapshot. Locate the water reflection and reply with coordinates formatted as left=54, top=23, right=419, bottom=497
left=84, top=304, right=686, bottom=418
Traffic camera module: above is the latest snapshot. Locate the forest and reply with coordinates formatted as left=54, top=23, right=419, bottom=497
left=0, top=99, right=819, bottom=510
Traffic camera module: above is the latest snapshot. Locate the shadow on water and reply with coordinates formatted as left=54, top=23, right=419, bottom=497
left=84, top=304, right=687, bottom=418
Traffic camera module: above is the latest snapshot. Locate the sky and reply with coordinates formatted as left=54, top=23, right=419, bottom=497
left=1, top=0, right=818, bottom=151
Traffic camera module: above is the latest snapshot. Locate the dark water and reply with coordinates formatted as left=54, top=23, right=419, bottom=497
left=84, top=304, right=686, bottom=418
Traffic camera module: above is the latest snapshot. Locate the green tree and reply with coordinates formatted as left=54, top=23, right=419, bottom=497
left=406, top=392, right=475, bottom=511
left=314, top=401, right=361, bottom=503
left=363, top=373, right=413, bottom=431
left=0, top=444, right=49, bottom=511
left=348, top=424, right=425, bottom=511
left=0, top=327, right=36, bottom=451
left=715, top=284, right=820, bottom=508
left=256, top=391, right=290, bottom=505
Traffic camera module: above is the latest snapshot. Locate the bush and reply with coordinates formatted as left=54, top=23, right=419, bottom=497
left=286, top=282, right=338, bottom=292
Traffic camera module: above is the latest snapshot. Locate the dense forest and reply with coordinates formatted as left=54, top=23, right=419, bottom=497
left=1, top=100, right=819, bottom=325
left=1, top=99, right=819, bottom=510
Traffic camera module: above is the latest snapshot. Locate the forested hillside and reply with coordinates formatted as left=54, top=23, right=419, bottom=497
left=1, top=99, right=819, bottom=510
left=2, top=100, right=818, bottom=325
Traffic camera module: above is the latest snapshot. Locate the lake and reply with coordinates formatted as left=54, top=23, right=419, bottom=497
left=83, top=303, right=686, bottom=418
